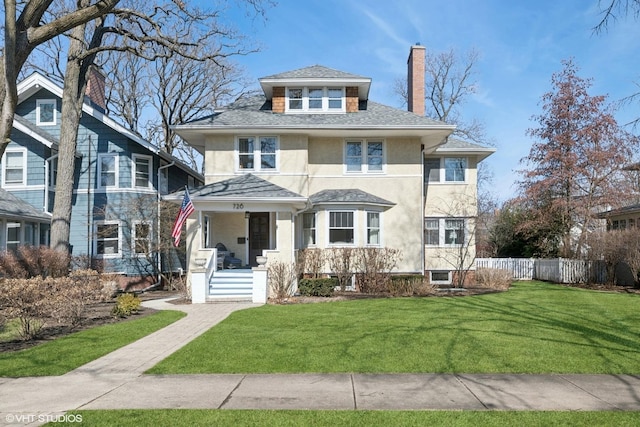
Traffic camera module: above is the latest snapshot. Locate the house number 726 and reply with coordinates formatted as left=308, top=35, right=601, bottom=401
left=233, top=203, right=244, bottom=210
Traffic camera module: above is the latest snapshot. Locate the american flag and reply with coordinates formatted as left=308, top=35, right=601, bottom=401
left=171, top=187, right=195, bottom=247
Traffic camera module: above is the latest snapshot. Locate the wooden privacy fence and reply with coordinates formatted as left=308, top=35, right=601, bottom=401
left=476, top=258, right=607, bottom=284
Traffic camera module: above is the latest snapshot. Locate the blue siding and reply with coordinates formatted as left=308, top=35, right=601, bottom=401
left=8, top=84, right=200, bottom=276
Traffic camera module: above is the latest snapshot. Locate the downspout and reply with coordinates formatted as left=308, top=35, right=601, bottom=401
left=157, top=161, right=175, bottom=284
left=421, top=142, right=426, bottom=276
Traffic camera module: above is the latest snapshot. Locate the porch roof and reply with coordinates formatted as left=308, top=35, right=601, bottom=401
left=0, top=189, right=51, bottom=222
left=309, top=189, right=395, bottom=208
left=165, top=174, right=307, bottom=210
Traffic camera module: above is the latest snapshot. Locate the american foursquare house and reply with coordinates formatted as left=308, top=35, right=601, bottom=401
left=168, top=45, right=495, bottom=302
left=0, top=71, right=203, bottom=280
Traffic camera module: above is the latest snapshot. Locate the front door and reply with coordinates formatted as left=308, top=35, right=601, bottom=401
left=249, top=212, right=270, bottom=266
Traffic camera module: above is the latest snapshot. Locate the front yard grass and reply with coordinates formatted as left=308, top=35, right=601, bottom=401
left=58, top=409, right=640, bottom=426
left=149, top=281, right=640, bottom=374
left=0, top=310, right=185, bottom=377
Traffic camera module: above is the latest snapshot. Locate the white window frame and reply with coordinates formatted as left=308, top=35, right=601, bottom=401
left=95, top=220, right=122, bottom=258
left=132, top=220, right=151, bottom=256
left=235, top=136, right=279, bottom=172
left=425, top=217, right=467, bottom=247
left=159, top=162, right=169, bottom=194
left=327, top=210, right=356, bottom=246
left=430, top=270, right=452, bottom=285
left=36, top=99, right=57, bottom=126
left=2, top=148, right=27, bottom=186
left=6, top=222, right=21, bottom=252
left=132, top=154, right=152, bottom=189
left=425, top=218, right=440, bottom=246
left=285, top=87, right=346, bottom=113
left=98, top=153, right=119, bottom=189
left=302, top=212, right=317, bottom=247
left=424, top=157, right=468, bottom=183
left=344, top=140, right=385, bottom=174
left=49, top=155, right=58, bottom=188
left=366, top=211, right=382, bottom=246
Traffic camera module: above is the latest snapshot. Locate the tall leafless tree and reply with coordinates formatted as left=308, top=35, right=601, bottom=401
left=1, top=0, right=120, bottom=160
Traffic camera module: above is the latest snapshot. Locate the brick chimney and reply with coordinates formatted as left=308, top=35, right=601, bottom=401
left=85, top=66, right=106, bottom=112
left=407, top=44, right=425, bottom=116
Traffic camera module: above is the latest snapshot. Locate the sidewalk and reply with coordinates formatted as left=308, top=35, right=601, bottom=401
left=1, top=298, right=639, bottom=426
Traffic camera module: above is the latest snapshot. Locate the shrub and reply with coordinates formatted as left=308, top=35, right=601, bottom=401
left=475, top=268, right=512, bottom=290
left=298, top=278, right=337, bottom=297
left=388, top=275, right=436, bottom=296
left=112, top=293, right=141, bottom=317
left=0, top=246, right=69, bottom=279
left=327, top=248, right=354, bottom=291
left=296, top=248, right=325, bottom=279
left=268, top=261, right=297, bottom=304
left=354, top=248, right=402, bottom=294
left=0, top=277, right=55, bottom=339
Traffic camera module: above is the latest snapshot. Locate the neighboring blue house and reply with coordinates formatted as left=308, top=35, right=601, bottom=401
left=0, top=71, right=203, bottom=278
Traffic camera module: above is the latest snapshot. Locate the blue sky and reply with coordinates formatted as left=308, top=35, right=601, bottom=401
left=225, top=0, right=640, bottom=202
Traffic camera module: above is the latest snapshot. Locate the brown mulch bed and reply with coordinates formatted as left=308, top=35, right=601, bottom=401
left=0, top=290, right=183, bottom=353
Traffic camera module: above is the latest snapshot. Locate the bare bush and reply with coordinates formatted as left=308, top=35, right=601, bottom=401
left=268, top=261, right=297, bottom=304
left=388, top=275, right=437, bottom=296
left=0, top=269, right=112, bottom=339
left=296, top=248, right=325, bottom=279
left=327, top=247, right=355, bottom=291
left=475, top=268, right=512, bottom=291
left=0, top=246, right=69, bottom=279
left=354, top=248, right=402, bottom=294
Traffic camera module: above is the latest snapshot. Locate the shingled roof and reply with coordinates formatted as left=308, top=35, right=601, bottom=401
left=310, top=189, right=395, bottom=207
left=181, top=96, right=448, bottom=129
left=260, top=65, right=369, bottom=81
left=171, top=174, right=305, bottom=200
left=0, top=188, right=51, bottom=222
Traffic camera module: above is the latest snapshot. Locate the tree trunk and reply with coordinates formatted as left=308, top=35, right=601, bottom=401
left=49, top=23, right=89, bottom=254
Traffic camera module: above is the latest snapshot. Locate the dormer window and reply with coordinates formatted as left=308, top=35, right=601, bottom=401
left=285, top=87, right=345, bottom=113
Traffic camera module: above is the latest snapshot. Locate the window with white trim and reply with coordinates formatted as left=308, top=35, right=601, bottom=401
left=425, top=217, right=466, bottom=246
left=36, top=99, right=56, bottom=126
left=133, top=221, right=151, bottom=255
left=302, top=212, right=316, bottom=246
left=237, top=136, right=278, bottom=172
left=2, top=149, right=26, bottom=186
left=425, top=219, right=440, bottom=245
left=49, top=156, right=58, bottom=187
left=345, top=140, right=384, bottom=173
left=98, top=153, right=118, bottom=188
left=329, top=211, right=354, bottom=245
left=285, top=87, right=345, bottom=113
left=95, top=221, right=121, bottom=257
left=424, top=157, right=468, bottom=183
left=6, top=222, right=20, bottom=252
left=159, top=163, right=169, bottom=194
left=133, top=154, right=152, bottom=188
left=366, top=211, right=381, bottom=245
left=430, top=270, right=452, bottom=285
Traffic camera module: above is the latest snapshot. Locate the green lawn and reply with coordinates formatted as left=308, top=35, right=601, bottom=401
left=0, top=310, right=185, bottom=377
left=149, top=282, right=640, bottom=374
left=55, top=409, right=640, bottom=426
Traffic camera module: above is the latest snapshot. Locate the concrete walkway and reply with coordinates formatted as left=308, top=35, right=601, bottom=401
left=1, top=298, right=640, bottom=426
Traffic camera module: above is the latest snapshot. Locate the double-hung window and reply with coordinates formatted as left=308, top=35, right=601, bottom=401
left=328, top=88, right=343, bottom=109
left=367, top=212, right=381, bottom=245
left=345, top=140, right=384, bottom=173
left=36, top=99, right=56, bottom=125
left=329, top=211, right=354, bottom=245
left=237, top=136, right=278, bottom=172
left=425, top=218, right=466, bottom=246
left=133, top=221, right=151, bottom=255
left=302, top=212, right=316, bottom=246
left=98, top=153, right=118, bottom=188
left=2, top=149, right=26, bottom=186
left=308, top=88, right=323, bottom=110
left=133, top=154, right=152, bottom=189
left=6, top=223, right=20, bottom=252
left=425, top=219, right=440, bottom=245
left=424, top=157, right=467, bottom=183
left=288, top=88, right=303, bottom=110
left=95, top=221, right=121, bottom=257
